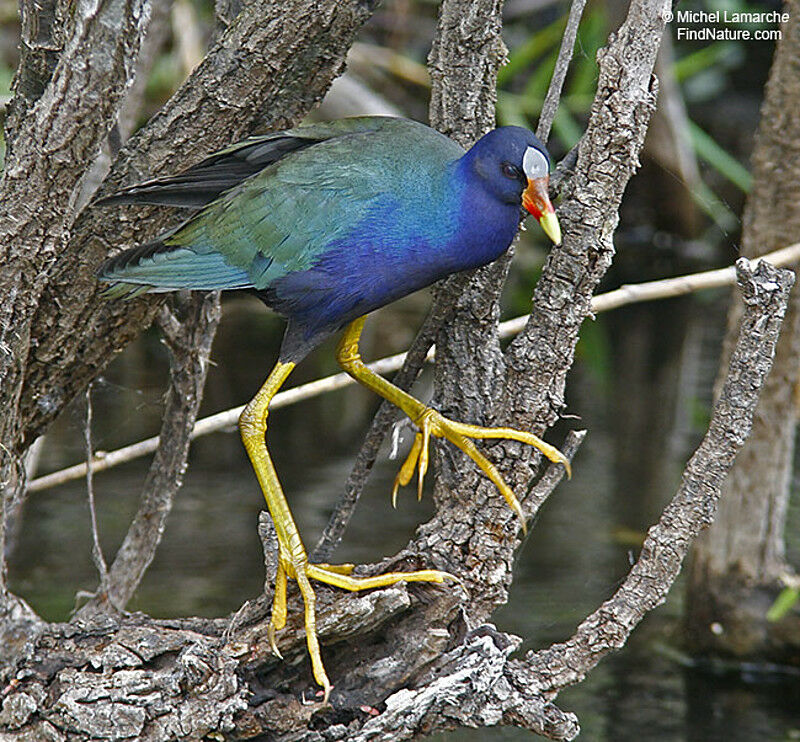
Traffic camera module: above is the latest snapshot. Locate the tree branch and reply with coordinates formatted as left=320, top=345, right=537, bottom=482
left=5, top=0, right=66, bottom=157
left=16, top=0, right=380, bottom=451
left=518, top=258, right=794, bottom=700
left=78, top=292, right=221, bottom=614
left=83, top=384, right=109, bottom=588
left=536, top=0, right=588, bottom=143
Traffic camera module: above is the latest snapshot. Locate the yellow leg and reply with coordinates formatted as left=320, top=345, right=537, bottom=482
left=239, top=360, right=456, bottom=702
left=336, top=316, right=571, bottom=532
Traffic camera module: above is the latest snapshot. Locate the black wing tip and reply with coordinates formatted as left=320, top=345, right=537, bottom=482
left=94, top=191, right=136, bottom=207
left=94, top=134, right=325, bottom=210
left=93, top=187, right=209, bottom=209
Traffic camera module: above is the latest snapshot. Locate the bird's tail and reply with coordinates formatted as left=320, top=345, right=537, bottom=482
left=97, top=236, right=253, bottom=298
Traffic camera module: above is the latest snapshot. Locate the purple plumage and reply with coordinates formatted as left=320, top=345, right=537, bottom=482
left=97, top=117, right=556, bottom=360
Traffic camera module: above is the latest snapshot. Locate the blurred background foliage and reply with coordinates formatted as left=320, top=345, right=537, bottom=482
left=2, top=0, right=799, bottom=738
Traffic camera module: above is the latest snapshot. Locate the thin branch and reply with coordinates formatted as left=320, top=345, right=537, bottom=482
left=503, top=0, right=669, bottom=439
left=84, top=383, right=109, bottom=585
left=77, top=293, right=221, bottom=615
left=0, top=443, right=26, bottom=596
left=536, top=0, right=588, bottom=143
left=498, top=241, right=800, bottom=336
left=28, top=241, right=800, bottom=496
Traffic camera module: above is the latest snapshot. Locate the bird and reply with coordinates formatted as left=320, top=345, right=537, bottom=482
left=97, top=116, right=569, bottom=701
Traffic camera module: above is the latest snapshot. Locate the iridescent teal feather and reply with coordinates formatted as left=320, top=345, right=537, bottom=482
left=97, top=116, right=553, bottom=360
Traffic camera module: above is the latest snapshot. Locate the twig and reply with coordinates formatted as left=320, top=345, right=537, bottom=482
left=27, top=242, right=800, bottom=496
left=84, top=383, right=109, bottom=584
left=77, top=293, right=221, bottom=614
left=536, top=0, right=588, bottom=144
left=498, top=241, right=800, bottom=336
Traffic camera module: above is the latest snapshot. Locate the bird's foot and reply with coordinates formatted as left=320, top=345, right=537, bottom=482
left=391, top=408, right=571, bottom=531
left=267, top=556, right=457, bottom=704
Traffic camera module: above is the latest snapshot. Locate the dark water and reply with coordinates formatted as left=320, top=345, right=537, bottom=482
left=10, top=292, right=800, bottom=740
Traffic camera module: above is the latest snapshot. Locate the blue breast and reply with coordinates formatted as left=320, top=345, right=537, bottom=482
left=268, top=157, right=521, bottom=343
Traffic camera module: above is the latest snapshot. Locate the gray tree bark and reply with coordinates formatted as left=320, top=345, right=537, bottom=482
left=686, top=0, right=800, bottom=657
left=0, top=0, right=378, bottom=593
left=0, top=0, right=152, bottom=606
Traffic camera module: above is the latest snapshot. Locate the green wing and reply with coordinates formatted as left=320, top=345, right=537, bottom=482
left=97, top=117, right=405, bottom=209
left=99, top=117, right=462, bottom=294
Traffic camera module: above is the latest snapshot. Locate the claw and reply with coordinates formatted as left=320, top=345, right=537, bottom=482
left=392, top=433, right=423, bottom=507
left=267, top=559, right=457, bottom=702
left=417, top=415, right=431, bottom=500
left=390, top=407, right=570, bottom=533
left=267, top=623, right=283, bottom=659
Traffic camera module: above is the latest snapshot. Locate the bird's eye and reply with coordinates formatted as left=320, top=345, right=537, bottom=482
left=502, top=162, right=519, bottom=179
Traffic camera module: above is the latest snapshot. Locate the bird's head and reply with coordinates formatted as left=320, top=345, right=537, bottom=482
left=464, top=126, right=561, bottom=245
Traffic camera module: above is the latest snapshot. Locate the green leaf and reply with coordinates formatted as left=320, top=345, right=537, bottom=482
left=498, top=17, right=565, bottom=87
left=673, top=42, right=742, bottom=83
left=767, top=587, right=800, bottom=622
left=689, top=120, right=752, bottom=193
